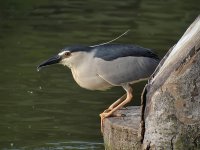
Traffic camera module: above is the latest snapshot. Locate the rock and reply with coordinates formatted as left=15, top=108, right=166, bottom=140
left=103, top=106, right=141, bottom=150
left=141, top=15, right=200, bottom=149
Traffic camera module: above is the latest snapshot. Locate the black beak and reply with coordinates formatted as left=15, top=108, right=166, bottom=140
left=37, top=55, right=61, bottom=71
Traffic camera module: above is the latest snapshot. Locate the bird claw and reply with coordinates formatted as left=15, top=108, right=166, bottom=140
left=99, top=112, right=110, bottom=119
left=99, top=112, right=126, bottom=133
left=100, top=114, right=104, bottom=133
left=99, top=112, right=111, bottom=133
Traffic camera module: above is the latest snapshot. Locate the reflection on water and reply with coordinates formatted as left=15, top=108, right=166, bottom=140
left=24, top=141, right=104, bottom=150
left=45, top=141, right=103, bottom=150
left=0, top=0, right=199, bottom=149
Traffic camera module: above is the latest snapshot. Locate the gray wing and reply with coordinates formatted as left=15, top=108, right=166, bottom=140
left=95, top=56, right=159, bottom=86
left=93, top=44, right=159, bottom=61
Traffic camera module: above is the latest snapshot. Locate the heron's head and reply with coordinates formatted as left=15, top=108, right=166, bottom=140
left=37, top=45, right=91, bottom=71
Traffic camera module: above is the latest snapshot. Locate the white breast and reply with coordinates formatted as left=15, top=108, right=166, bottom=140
left=71, top=67, right=112, bottom=91
left=69, top=52, right=112, bottom=90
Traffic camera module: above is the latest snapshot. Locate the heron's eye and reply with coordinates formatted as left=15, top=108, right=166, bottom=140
left=64, top=52, right=71, bottom=57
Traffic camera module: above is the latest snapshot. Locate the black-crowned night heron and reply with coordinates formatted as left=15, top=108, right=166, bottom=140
left=37, top=43, right=159, bottom=131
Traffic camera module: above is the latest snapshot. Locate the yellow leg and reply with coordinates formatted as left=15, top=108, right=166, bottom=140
left=100, top=84, right=133, bottom=132
left=103, top=94, right=127, bottom=113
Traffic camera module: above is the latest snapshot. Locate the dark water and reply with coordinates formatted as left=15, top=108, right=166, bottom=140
left=0, top=0, right=199, bottom=149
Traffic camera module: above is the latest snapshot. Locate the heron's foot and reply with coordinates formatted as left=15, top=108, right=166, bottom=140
left=99, top=111, right=125, bottom=133
left=100, top=112, right=111, bottom=119
left=99, top=112, right=110, bottom=133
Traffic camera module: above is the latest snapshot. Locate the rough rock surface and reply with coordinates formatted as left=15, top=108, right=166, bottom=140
left=103, top=106, right=141, bottom=150
left=142, top=16, right=200, bottom=149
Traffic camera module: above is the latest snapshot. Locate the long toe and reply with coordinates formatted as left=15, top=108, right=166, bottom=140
left=100, top=113, right=105, bottom=133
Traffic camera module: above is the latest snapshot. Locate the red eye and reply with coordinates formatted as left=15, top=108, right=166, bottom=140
left=65, top=52, right=71, bottom=57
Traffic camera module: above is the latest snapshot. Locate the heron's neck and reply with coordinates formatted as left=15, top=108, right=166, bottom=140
left=71, top=51, right=95, bottom=69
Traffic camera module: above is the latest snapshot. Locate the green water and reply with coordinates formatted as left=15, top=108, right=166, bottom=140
left=0, top=0, right=199, bottom=149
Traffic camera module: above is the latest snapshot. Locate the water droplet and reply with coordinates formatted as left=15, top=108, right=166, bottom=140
left=27, top=91, right=33, bottom=94
left=10, top=143, right=14, bottom=147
